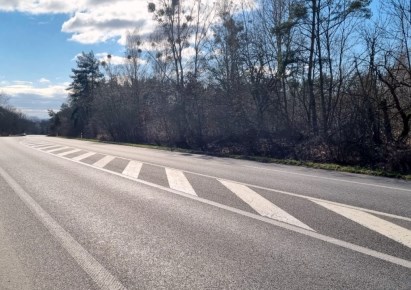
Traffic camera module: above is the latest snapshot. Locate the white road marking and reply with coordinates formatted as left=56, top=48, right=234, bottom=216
left=21, top=141, right=411, bottom=222
left=122, top=160, right=142, bottom=179
left=37, top=145, right=61, bottom=150
left=63, top=156, right=411, bottom=269
left=26, top=143, right=49, bottom=147
left=93, top=155, right=115, bottom=168
left=219, top=180, right=314, bottom=231
left=45, top=146, right=70, bottom=153
left=21, top=141, right=411, bottom=269
left=0, top=166, right=126, bottom=290
left=72, top=152, right=96, bottom=162
left=243, top=165, right=411, bottom=192
left=165, top=168, right=197, bottom=196
left=57, top=149, right=82, bottom=157
left=314, top=201, right=411, bottom=249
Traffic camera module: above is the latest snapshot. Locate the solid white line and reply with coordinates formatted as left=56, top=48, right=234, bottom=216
left=93, top=155, right=115, bottom=168
left=21, top=141, right=411, bottom=222
left=25, top=142, right=411, bottom=269
left=242, top=165, right=411, bottom=192
left=72, top=152, right=96, bottom=162
left=314, top=201, right=411, bottom=249
left=165, top=168, right=197, bottom=196
left=122, top=161, right=142, bottom=179
left=45, top=146, right=69, bottom=153
left=219, top=179, right=314, bottom=231
left=168, top=167, right=411, bottom=222
left=57, top=149, right=82, bottom=157
left=0, top=167, right=126, bottom=290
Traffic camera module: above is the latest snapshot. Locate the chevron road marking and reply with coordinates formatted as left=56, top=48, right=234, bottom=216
left=122, top=160, right=143, bottom=179
left=37, top=145, right=61, bottom=150
left=166, top=168, right=197, bottom=196
left=57, top=149, right=82, bottom=157
left=72, top=152, right=96, bottom=162
left=314, top=200, right=411, bottom=249
left=18, top=140, right=411, bottom=269
left=219, top=179, right=314, bottom=231
left=45, top=146, right=70, bottom=153
left=93, top=155, right=115, bottom=168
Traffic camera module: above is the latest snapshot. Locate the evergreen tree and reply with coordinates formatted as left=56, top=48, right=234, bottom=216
left=67, top=51, right=103, bottom=135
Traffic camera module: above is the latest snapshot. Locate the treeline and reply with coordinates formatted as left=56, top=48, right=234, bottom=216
left=49, top=0, right=411, bottom=173
left=0, top=95, right=47, bottom=135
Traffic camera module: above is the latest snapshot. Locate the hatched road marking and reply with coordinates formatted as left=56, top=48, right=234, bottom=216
left=37, top=145, right=61, bottom=150
left=18, top=139, right=411, bottom=269
left=166, top=168, right=197, bottom=196
left=314, top=200, right=411, bottom=249
left=72, top=152, right=96, bottom=162
left=219, top=179, right=314, bottom=231
left=93, top=155, right=115, bottom=168
left=58, top=149, right=82, bottom=157
left=45, top=146, right=69, bottom=153
left=21, top=138, right=411, bottom=256
left=122, top=160, right=143, bottom=179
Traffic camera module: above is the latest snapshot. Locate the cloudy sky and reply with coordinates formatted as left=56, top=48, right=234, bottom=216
left=0, top=0, right=157, bottom=119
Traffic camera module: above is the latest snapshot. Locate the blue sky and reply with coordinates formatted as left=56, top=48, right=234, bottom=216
left=0, top=0, right=379, bottom=119
left=0, top=0, right=153, bottom=119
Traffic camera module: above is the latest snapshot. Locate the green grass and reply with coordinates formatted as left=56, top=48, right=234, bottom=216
left=56, top=136, right=411, bottom=180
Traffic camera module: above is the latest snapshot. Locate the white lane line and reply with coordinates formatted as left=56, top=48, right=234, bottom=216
left=72, top=152, right=96, bottom=162
left=45, top=146, right=70, bottom=153
left=168, top=166, right=411, bottom=222
left=57, top=149, right=82, bottom=157
left=93, top=155, right=116, bottom=168
left=122, top=161, right=142, bottom=179
left=21, top=141, right=411, bottom=223
left=314, top=201, right=411, bottom=249
left=165, top=168, right=197, bottom=196
left=242, top=165, right=411, bottom=192
left=219, top=180, right=314, bottom=231
left=23, top=142, right=411, bottom=269
left=0, top=167, right=126, bottom=290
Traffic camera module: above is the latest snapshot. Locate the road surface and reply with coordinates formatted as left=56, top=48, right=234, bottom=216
left=0, top=135, right=410, bottom=289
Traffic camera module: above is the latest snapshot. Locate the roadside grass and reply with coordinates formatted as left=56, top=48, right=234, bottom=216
left=57, top=136, right=411, bottom=181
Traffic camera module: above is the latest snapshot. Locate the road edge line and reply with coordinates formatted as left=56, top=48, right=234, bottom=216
left=0, top=166, right=127, bottom=290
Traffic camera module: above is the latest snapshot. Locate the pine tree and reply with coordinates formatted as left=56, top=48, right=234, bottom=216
left=67, top=51, right=103, bottom=135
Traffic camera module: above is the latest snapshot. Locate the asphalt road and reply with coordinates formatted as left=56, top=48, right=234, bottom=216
left=0, top=135, right=410, bottom=289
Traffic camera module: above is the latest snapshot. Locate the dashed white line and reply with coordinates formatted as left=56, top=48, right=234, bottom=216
left=219, top=179, right=314, bottom=231
left=93, top=155, right=115, bottom=168
left=122, top=161, right=142, bottom=179
left=166, top=168, right=197, bottom=196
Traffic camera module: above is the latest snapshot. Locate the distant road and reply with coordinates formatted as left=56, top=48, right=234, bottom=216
left=1, top=135, right=410, bottom=289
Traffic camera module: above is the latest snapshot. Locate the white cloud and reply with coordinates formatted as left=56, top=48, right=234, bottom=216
left=0, top=0, right=78, bottom=14
left=39, top=77, right=51, bottom=84
left=13, top=80, right=33, bottom=86
left=96, top=53, right=125, bottom=66
left=61, top=1, right=152, bottom=44
left=0, top=0, right=226, bottom=45
left=2, top=83, right=67, bottom=99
